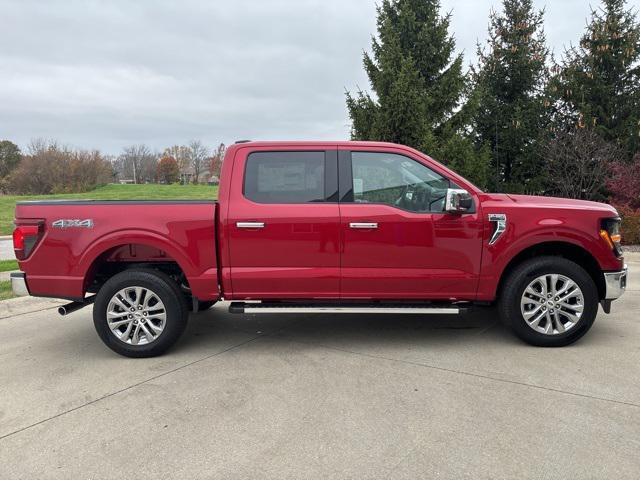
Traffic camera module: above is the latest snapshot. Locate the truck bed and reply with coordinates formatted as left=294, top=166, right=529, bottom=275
left=14, top=200, right=219, bottom=301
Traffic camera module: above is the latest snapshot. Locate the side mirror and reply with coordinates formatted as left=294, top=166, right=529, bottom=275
left=445, top=188, right=473, bottom=213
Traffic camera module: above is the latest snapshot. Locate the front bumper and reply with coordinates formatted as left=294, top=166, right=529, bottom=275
left=10, top=272, right=29, bottom=297
left=604, top=264, right=627, bottom=300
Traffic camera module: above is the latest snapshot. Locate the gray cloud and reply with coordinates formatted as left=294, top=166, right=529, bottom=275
left=0, top=0, right=600, bottom=154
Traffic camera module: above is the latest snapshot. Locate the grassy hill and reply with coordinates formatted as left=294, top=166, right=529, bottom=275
left=0, top=184, right=219, bottom=235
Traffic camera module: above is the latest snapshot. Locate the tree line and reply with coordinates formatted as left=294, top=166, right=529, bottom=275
left=347, top=0, right=640, bottom=218
left=0, top=139, right=226, bottom=195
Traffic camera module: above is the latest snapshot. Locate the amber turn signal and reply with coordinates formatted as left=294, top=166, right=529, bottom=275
left=599, top=229, right=615, bottom=249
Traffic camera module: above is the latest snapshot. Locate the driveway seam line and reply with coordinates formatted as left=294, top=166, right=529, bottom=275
left=0, top=335, right=261, bottom=442
left=281, top=336, right=640, bottom=409
left=0, top=304, right=62, bottom=321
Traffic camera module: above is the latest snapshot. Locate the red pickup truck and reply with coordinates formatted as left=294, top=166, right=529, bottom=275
left=12, top=141, right=627, bottom=357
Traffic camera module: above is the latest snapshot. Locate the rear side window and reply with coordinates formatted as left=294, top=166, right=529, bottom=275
left=244, top=151, right=326, bottom=203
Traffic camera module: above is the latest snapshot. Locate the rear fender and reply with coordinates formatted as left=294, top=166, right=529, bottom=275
left=79, top=230, right=219, bottom=301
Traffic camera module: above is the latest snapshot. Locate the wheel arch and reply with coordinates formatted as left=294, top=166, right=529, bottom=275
left=495, top=241, right=606, bottom=301
left=80, top=232, right=196, bottom=297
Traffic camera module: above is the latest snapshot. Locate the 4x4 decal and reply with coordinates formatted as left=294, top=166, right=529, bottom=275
left=52, top=219, right=94, bottom=229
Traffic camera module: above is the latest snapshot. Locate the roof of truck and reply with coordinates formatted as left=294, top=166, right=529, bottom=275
left=232, top=140, right=406, bottom=148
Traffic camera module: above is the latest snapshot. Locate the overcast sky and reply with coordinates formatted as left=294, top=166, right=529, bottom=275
left=0, top=0, right=628, bottom=155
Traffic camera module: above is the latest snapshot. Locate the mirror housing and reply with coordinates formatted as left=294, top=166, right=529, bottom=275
left=445, top=188, right=473, bottom=213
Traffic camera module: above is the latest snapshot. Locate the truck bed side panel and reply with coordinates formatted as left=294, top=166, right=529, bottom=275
left=15, top=201, right=219, bottom=301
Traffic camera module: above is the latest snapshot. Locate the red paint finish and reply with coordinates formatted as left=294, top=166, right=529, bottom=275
left=15, top=202, right=218, bottom=301
left=15, top=141, right=624, bottom=304
left=225, top=145, right=340, bottom=298
left=475, top=192, right=623, bottom=300
left=339, top=145, right=484, bottom=300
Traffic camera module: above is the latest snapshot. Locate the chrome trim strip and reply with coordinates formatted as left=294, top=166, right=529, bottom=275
left=604, top=264, right=627, bottom=300
left=349, top=222, right=378, bottom=229
left=488, top=213, right=507, bottom=245
left=243, top=306, right=459, bottom=314
left=236, top=222, right=265, bottom=229
left=10, top=272, right=29, bottom=297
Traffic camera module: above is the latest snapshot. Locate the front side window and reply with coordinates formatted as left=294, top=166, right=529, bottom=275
left=244, top=151, right=325, bottom=203
left=350, top=152, right=450, bottom=212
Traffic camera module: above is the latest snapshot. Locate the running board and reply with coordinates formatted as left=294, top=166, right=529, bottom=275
left=229, top=302, right=465, bottom=315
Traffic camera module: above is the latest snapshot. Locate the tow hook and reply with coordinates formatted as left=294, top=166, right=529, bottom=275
left=58, top=295, right=96, bottom=316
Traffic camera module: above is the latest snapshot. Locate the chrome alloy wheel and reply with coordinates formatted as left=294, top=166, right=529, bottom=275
left=520, top=274, right=585, bottom=335
left=106, top=287, right=166, bottom=345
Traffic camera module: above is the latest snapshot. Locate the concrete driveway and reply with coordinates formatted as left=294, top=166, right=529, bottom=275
left=1, top=255, right=639, bottom=479
left=0, top=237, right=15, bottom=260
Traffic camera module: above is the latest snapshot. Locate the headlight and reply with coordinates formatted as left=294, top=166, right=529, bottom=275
left=600, top=217, right=623, bottom=257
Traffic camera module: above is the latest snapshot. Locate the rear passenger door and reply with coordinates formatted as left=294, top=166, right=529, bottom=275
left=227, top=147, right=340, bottom=299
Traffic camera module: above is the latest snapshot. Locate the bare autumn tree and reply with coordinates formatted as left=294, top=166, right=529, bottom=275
left=118, top=144, right=156, bottom=183
left=163, top=145, right=191, bottom=174
left=208, top=143, right=226, bottom=179
left=188, top=140, right=208, bottom=184
left=544, top=129, right=624, bottom=200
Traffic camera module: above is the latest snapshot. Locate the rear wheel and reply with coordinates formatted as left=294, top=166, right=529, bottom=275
left=498, top=256, right=599, bottom=347
left=93, top=268, right=189, bottom=357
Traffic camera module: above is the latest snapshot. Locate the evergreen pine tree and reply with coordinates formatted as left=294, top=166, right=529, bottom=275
left=552, top=0, right=640, bottom=157
left=346, top=0, right=489, bottom=188
left=471, top=0, right=550, bottom=192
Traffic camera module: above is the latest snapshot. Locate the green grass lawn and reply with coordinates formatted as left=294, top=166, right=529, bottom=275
left=0, top=184, right=219, bottom=235
left=0, top=259, right=18, bottom=272
left=0, top=280, right=14, bottom=300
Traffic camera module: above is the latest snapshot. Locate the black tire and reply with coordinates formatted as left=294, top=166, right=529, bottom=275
left=498, top=256, right=599, bottom=347
left=93, top=268, right=189, bottom=358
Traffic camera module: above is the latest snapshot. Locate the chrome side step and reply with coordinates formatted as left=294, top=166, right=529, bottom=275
left=229, top=302, right=464, bottom=315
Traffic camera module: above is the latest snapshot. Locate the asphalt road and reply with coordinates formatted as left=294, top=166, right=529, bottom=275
left=0, top=255, right=638, bottom=479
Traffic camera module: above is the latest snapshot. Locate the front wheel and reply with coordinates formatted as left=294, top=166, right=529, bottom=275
left=93, top=268, right=189, bottom=357
left=498, top=256, right=599, bottom=347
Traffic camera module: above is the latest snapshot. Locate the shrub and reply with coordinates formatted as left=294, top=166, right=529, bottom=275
left=616, top=205, right=640, bottom=245
left=157, top=156, right=179, bottom=184
left=7, top=141, right=112, bottom=194
left=607, top=154, right=640, bottom=210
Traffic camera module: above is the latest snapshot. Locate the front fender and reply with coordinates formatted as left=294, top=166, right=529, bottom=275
left=476, top=222, right=619, bottom=301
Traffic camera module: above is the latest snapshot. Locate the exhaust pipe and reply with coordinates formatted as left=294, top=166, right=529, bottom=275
left=58, top=296, right=96, bottom=316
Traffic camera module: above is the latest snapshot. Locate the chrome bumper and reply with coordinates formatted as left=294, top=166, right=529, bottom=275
left=604, top=265, right=627, bottom=300
left=10, top=272, right=29, bottom=297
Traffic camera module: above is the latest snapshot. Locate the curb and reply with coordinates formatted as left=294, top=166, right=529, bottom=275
left=0, top=270, right=19, bottom=281
left=0, top=235, right=11, bottom=240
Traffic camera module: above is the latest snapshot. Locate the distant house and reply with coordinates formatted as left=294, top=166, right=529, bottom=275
left=180, top=165, right=211, bottom=184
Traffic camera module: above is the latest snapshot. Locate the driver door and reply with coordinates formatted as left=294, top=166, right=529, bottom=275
left=339, top=148, right=484, bottom=300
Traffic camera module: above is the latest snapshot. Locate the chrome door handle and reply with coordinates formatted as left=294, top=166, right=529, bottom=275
left=237, top=222, right=265, bottom=229
left=349, top=222, right=378, bottom=229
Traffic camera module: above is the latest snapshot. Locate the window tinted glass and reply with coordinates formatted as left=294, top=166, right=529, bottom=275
left=351, top=152, right=450, bottom=212
left=244, top=151, right=325, bottom=203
